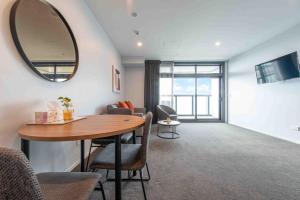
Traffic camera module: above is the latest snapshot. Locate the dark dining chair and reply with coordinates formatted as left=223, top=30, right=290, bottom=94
left=86, top=108, right=135, bottom=171
left=0, top=147, right=106, bottom=200
left=90, top=112, right=153, bottom=200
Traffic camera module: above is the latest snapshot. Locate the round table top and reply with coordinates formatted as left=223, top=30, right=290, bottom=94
left=18, top=115, right=145, bottom=141
left=158, top=120, right=181, bottom=126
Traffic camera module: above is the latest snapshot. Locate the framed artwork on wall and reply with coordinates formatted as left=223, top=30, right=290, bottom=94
left=112, top=65, right=121, bottom=93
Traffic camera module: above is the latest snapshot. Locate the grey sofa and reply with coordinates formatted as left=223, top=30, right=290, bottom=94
left=157, top=105, right=178, bottom=121
left=107, top=104, right=146, bottom=117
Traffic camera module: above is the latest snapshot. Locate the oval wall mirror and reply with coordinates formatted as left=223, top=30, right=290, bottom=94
left=10, top=0, right=79, bottom=82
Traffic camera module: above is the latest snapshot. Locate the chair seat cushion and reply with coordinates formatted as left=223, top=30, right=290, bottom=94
left=90, top=143, right=143, bottom=170
left=92, top=133, right=133, bottom=145
left=37, top=172, right=100, bottom=200
left=121, top=133, right=133, bottom=143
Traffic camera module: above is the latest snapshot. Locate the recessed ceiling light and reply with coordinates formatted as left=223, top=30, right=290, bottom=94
left=215, top=41, right=221, bottom=47
left=137, top=42, right=143, bottom=47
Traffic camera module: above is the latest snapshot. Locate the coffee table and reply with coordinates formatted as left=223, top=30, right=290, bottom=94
left=157, top=120, right=181, bottom=139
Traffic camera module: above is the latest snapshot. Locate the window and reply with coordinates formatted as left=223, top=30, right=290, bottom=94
left=174, top=78, right=195, bottom=116
left=197, top=65, right=220, bottom=74
left=159, top=62, right=224, bottom=121
left=159, top=77, right=173, bottom=107
left=160, top=66, right=172, bottom=74
left=174, top=66, right=195, bottom=74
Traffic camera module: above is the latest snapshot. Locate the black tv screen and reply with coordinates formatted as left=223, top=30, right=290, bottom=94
left=255, top=52, right=300, bottom=84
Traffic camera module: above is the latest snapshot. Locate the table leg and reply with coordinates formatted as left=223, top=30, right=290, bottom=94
left=21, top=139, right=30, bottom=159
left=115, top=135, right=122, bottom=200
left=132, top=130, right=136, bottom=144
left=132, top=130, right=137, bottom=177
left=172, top=126, right=174, bottom=138
left=157, top=125, right=180, bottom=139
left=80, top=140, right=85, bottom=172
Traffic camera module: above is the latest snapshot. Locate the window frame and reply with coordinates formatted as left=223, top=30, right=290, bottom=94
left=159, top=61, right=226, bottom=122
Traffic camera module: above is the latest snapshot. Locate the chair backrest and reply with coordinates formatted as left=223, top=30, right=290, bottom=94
left=0, top=147, right=43, bottom=200
left=140, top=112, right=153, bottom=165
left=156, top=105, right=166, bottom=120
left=159, top=105, right=176, bottom=114
left=157, top=105, right=176, bottom=120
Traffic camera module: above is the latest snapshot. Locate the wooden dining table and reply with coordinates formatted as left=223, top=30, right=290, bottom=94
left=18, top=114, right=145, bottom=200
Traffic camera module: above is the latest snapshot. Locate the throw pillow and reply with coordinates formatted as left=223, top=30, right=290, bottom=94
left=125, top=101, right=135, bottom=112
left=118, top=101, right=129, bottom=109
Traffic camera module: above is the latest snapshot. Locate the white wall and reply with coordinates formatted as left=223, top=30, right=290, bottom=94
left=124, top=66, right=145, bottom=107
left=0, top=0, right=124, bottom=172
left=228, top=23, right=300, bottom=144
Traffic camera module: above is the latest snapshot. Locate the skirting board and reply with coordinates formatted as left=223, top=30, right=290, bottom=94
left=227, top=122, right=300, bottom=145
left=65, top=146, right=97, bottom=172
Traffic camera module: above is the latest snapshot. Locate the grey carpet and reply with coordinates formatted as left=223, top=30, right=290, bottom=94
left=90, top=123, right=300, bottom=200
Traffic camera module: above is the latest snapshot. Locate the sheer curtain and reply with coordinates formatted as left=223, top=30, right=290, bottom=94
left=159, top=61, right=174, bottom=108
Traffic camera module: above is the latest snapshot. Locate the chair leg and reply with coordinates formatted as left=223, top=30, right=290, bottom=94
left=139, top=169, right=147, bottom=200
left=98, top=181, right=106, bottom=200
left=106, top=163, right=150, bottom=182
left=133, top=130, right=136, bottom=144
left=145, top=163, right=151, bottom=181
left=85, top=142, right=93, bottom=171
left=106, top=170, right=109, bottom=179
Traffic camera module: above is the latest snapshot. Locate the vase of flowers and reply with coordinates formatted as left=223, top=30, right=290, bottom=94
left=58, top=96, right=73, bottom=121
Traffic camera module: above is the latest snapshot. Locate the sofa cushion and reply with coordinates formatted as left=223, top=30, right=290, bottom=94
left=111, top=104, right=118, bottom=109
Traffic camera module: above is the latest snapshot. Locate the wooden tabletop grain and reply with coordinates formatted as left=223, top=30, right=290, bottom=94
left=18, top=115, right=145, bottom=141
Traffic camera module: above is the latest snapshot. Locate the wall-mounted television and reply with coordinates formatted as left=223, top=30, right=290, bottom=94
left=255, top=52, right=300, bottom=84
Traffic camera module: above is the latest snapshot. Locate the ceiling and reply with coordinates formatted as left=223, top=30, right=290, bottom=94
left=85, top=0, right=300, bottom=62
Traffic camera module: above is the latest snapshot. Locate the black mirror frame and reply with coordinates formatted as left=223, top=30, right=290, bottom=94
left=9, top=0, right=79, bottom=82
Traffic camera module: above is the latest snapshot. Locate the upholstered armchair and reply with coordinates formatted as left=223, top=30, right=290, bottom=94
left=157, top=105, right=178, bottom=120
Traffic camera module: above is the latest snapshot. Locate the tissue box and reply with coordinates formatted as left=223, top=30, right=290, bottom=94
left=47, top=101, right=63, bottom=122
left=35, top=112, right=48, bottom=123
